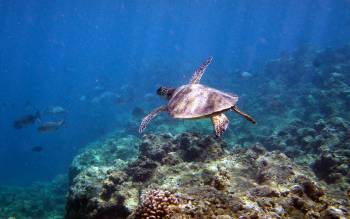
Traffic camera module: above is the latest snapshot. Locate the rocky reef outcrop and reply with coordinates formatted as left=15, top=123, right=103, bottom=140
left=65, top=133, right=349, bottom=219
left=261, top=103, right=350, bottom=191
left=245, top=44, right=350, bottom=193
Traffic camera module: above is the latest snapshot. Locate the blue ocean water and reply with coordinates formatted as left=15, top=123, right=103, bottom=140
left=0, top=0, right=349, bottom=187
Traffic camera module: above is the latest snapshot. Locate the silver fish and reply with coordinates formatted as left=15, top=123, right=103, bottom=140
left=45, top=106, right=66, bottom=115
left=37, top=120, right=64, bottom=133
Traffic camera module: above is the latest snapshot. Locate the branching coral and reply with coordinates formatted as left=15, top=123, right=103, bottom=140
left=134, top=190, right=180, bottom=219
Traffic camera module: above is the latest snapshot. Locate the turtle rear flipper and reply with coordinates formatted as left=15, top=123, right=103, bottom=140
left=211, top=113, right=229, bottom=137
left=189, top=56, right=213, bottom=84
left=139, top=105, right=168, bottom=133
left=231, top=106, right=256, bottom=124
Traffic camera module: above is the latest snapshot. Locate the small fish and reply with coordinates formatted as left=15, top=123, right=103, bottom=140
left=92, top=91, right=117, bottom=104
left=79, top=95, right=87, bottom=101
left=44, top=106, right=66, bottom=115
left=31, top=146, right=43, bottom=152
left=13, top=111, right=41, bottom=129
left=240, top=71, right=253, bottom=78
left=37, top=120, right=64, bottom=133
left=94, top=85, right=105, bottom=91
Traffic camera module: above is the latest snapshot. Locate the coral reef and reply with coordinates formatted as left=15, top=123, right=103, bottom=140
left=248, top=44, right=350, bottom=191
left=261, top=114, right=350, bottom=191
left=133, top=190, right=180, bottom=219
left=65, top=132, right=139, bottom=219
left=65, top=133, right=349, bottom=219
left=64, top=44, right=350, bottom=219
left=69, top=133, right=139, bottom=182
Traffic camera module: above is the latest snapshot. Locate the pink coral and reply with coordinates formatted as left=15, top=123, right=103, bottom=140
left=135, top=190, right=180, bottom=219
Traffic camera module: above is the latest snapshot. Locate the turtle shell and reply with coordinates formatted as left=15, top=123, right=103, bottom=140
left=167, top=84, right=238, bottom=119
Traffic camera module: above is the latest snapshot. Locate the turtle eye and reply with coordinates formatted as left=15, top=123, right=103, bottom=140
left=156, top=87, right=164, bottom=96
left=157, top=87, right=169, bottom=97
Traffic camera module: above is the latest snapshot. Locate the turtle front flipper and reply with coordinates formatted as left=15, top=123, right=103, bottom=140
left=139, top=105, right=168, bottom=133
left=211, top=113, right=229, bottom=137
left=189, top=56, right=213, bottom=84
left=231, top=106, right=256, bottom=124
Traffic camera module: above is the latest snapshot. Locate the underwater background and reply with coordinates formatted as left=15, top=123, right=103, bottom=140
left=1, top=0, right=350, bottom=218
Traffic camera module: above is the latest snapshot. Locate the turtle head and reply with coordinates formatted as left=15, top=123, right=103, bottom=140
left=157, top=86, right=175, bottom=100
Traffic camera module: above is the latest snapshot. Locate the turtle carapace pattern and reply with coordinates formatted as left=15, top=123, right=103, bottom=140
left=139, top=57, right=256, bottom=137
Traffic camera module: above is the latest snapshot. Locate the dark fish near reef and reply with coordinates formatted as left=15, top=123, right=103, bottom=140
left=37, top=120, right=64, bottom=133
left=44, top=106, right=66, bottom=115
left=13, top=111, right=41, bottom=129
left=31, top=146, right=43, bottom=152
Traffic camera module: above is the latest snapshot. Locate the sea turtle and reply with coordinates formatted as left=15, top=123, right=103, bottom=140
left=139, top=57, right=256, bottom=137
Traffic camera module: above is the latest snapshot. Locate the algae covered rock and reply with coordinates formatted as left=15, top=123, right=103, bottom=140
left=65, top=133, right=140, bottom=219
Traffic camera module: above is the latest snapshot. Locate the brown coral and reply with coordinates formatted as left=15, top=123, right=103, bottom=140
left=134, top=190, right=180, bottom=219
